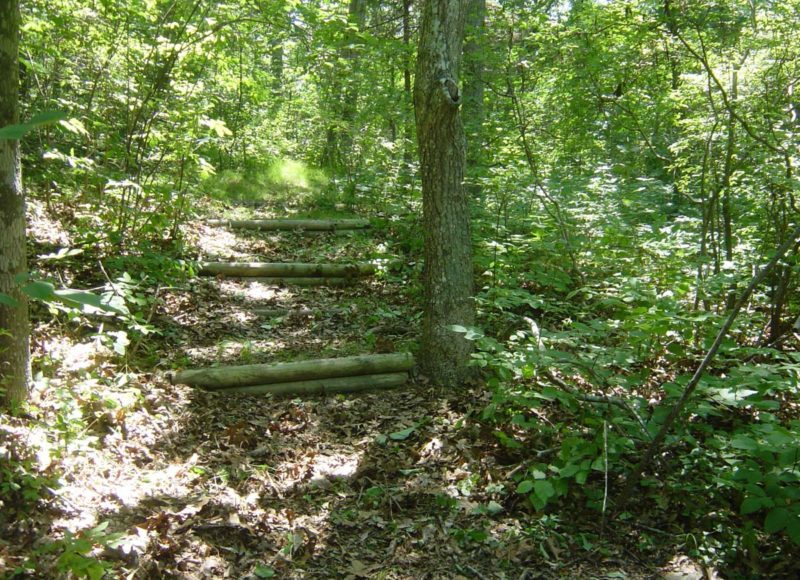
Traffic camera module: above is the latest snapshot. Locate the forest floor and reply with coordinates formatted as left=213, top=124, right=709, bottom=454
left=2, top=200, right=714, bottom=579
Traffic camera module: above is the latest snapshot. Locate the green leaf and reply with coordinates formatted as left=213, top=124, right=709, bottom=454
left=22, top=280, right=57, bottom=301
left=787, top=515, right=800, bottom=544
left=90, top=521, right=110, bottom=535
left=54, top=289, right=127, bottom=315
left=528, top=492, right=546, bottom=511
left=254, top=565, right=276, bottom=578
left=517, top=480, right=534, bottom=494
left=486, top=500, right=504, bottom=515
left=40, top=248, right=83, bottom=261
left=389, top=424, right=417, bottom=441
left=764, top=507, right=791, bottom=533
left=731, top=435, right=760, bottom=451
left=0, top=292, right=20, bottom=307
left=0, top=110, right=68, bottom=139
left=740, top=496, right=766, bottom=515
left=560, top=463, right=580, bottom=478
left=533, top=480, right=555, bottom=502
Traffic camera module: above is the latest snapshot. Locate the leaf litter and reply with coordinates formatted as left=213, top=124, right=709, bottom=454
left=1, top=204, right=696, bottom=578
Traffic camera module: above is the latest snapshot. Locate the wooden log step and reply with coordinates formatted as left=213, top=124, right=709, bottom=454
left=251, top=307, right=315, bottom=317
left=208, top=218, right=370, bottom=231
left=169, top=352, right=415, bottom=390
left=244, top=277, right=356, bottom=287
left=199, top=261, right=376, bottom=278
left=221, top=372, right=409, bottom=396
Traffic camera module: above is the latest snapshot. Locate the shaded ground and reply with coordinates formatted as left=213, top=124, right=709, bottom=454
left=1, top=202, right=715, bottom=578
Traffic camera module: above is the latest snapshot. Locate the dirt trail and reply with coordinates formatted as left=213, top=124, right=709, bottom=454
left=7, top=207, right=671, bottom=578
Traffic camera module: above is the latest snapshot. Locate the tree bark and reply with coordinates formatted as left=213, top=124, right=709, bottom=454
left=0, top=0, right=29, bottom=406
left=170, top=352, right=415, bottom=390
left=415, top=0, right=475, bottom=386
left=207, top=218, right=370, bottom=231
left=199, top=262, right=376, bottom=278
left=219, top=372, right=409, bottom=396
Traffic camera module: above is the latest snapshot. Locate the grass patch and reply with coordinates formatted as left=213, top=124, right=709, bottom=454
left=202, top=159, right=380, bottom=219
left=203, top=158, right=329, bottom=206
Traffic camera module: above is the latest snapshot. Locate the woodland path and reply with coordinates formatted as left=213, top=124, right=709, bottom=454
left=41, top=203, right=682, bottom=578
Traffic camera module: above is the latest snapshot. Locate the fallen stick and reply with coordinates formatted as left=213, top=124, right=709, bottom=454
left=220, top=372, right=409, bottom=396
left=207, top=218, right=370, bottom=231
left=169, top=352, right=415, bottom=390
left=199, top=261, right=376, bottom=278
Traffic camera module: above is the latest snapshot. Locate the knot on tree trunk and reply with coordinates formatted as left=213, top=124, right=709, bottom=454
left=440, top=77, right=461, bottom=106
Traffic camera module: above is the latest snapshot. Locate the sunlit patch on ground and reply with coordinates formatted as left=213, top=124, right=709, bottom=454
left=27, top=199, right=71, bottom=246
left=40, top=336, right=113, bottom=373
left=216, top=279, right=287, bottom=303
left=309, top=451, right=362, bottom=486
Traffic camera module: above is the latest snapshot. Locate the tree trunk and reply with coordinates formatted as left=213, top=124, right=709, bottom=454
left=0, top=0, right=29, bottom=406
left=721, top=68, right=738, bottom=309
left=170, top=352, right=415, bottom=390
left=414, top=0, right=475, bottom=386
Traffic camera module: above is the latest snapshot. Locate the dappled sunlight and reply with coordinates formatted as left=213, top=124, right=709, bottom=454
left=216, top=279, right=288, bottom=303
left=267, top=158, right=327, bottom=191
left=39, top=335, right=113, bottom=373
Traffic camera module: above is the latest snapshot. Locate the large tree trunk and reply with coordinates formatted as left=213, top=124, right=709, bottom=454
left=414, top=0, right=475, bottom=386
left=0, top=0, right=30, bottom=405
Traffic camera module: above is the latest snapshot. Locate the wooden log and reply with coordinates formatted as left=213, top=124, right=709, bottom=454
left=199, top=261, right=376, bottom=278
left=251, top=307, right=315, bottom=317
left=247, top=277, right=357, bottom=287
left=170, top=352, right=415, bottom=390
left=220, top=372, right=409, bottom=396
left=207, top=218, right=370, bottom=231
